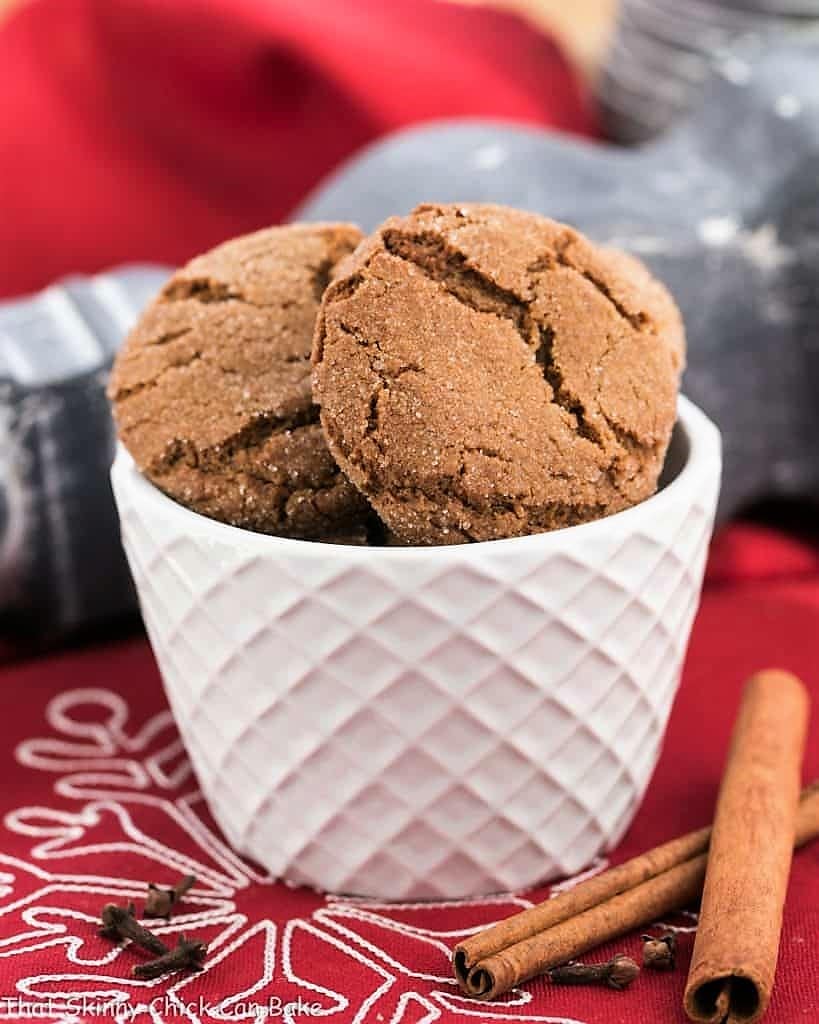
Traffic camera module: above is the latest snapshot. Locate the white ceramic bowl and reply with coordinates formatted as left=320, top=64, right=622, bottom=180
left=111, top=394, right=720, bottom=899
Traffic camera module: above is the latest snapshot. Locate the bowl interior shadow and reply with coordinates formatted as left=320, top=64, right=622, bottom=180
left=658, top=419, right=689, bottom=492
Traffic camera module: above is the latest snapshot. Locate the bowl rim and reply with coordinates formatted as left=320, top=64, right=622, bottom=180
left=112, top=393, right=721, bottom=560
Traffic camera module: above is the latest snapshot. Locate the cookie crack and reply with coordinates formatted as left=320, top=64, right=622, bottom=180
left=219, top=404, right=320, bottom=456
left=535, top=326, right=605, bottom=449
left=111, top=349, right=204, bottom=402
left=349, top=236, right=617, bottom=487
left=555, top=239, right=650, bottom=333
left=153, top=404, right=320, bottom=479
left=328, top=228, right=662, bottom=524
left=159, top=277, right=287, bottom=311
left=460, top=445, right=515, bottom=464
left=161, top=277, right=245, bottom=304
left=606, top=417, right=659, bottom=466
left=311, top=258, right=334, bottom=303
left=282, top=476, right=370, bottom=537
left=335, top=322, right=393, bottom=459
left=382, top=229, right=536, bottom=347
left=326, top=272, right=365, bottom=303
left=150, top=327, right=193, bottom=347
left=534, top=325, right=656, bottom=498
left=380, top=229, right=625, bottom=451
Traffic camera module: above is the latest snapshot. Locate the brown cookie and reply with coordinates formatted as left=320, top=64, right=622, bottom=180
left=109, top=223, right=373, bottom=538
left=313, top=203, right=684, bottom=545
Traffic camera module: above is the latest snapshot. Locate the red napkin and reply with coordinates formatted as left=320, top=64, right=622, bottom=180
left=0, top=533, right=817, bottom=1023
left=0, top=0, right=593, bottom=299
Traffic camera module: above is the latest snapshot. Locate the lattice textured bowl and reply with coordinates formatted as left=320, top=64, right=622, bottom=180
left=111, top=395, right=720, bottom=899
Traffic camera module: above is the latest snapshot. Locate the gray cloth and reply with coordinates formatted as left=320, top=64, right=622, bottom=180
left=0, top=267, right=168, bottom=643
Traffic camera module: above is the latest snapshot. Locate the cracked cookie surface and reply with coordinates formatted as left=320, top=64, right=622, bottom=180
left=313, top=203, right=684, bottom=545
left=110, top=223, right=375, bottom=539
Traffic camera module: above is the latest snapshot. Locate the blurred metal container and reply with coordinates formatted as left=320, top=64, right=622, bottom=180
left=599, top=0, right=819, bottom=141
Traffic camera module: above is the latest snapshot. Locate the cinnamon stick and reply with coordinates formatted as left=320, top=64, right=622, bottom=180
left=453, top=823, right=710, bottom=990
left=454, top=680, right=816, bottom=1003
left=684, top=670, right=808, bottom=1024
left=462, top=853, right=710, bottom=999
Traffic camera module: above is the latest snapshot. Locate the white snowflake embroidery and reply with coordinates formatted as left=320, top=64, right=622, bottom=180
left=0, top=686, right=665, bottom=1023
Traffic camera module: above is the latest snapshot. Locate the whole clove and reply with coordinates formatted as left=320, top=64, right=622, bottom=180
left=144, top=874, right=197, bottom=919
left=641, top=932, right=677, bottom=970
left=132, top=935, right=208, bottom=980
left=99, top=903, right=169, bottom=958
left=548, top=955, right=640, bottom=991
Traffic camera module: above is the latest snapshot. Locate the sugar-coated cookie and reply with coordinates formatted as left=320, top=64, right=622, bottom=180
left=313, top=203, right=683, bottom=545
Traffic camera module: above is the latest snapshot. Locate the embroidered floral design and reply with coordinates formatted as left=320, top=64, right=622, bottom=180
left=0, top=687, right=626, bottom=1023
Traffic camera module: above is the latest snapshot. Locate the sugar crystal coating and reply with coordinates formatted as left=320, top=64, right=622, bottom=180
left=110, top=223, right=374, bottom=540
left=313, top=203, right=684, bottom=545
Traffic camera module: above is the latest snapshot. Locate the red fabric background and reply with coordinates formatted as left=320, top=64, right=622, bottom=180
left=0, top=0, right=593, bottom=299
left=1, top=0, right=817, bottom=1021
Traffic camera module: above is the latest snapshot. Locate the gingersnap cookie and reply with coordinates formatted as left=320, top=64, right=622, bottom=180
left=313, top=203, right=684, bottom=545
left=109, top=223, right=374, bottom=539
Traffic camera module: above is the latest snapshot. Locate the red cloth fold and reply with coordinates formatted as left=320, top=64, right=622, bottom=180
left=0, top=0, right=593, bottom=299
